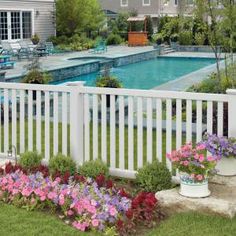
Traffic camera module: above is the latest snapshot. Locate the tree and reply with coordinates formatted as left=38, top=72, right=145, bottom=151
left=56, top=0, right=105, bottom=37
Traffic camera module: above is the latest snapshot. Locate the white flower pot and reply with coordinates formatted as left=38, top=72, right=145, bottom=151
left=179, top=177, right=210, bottom=198
left=216, top=157, right=236, bottom=176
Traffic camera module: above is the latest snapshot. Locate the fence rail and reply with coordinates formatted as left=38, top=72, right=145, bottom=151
left=0, top=82, right=235, bottom=179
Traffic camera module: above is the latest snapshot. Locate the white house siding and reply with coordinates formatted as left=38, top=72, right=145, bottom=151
left=0, top=0, right=55, bottom=41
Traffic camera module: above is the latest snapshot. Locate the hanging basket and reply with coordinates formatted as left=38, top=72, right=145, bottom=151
left=179, top=175, right=210, bottom=198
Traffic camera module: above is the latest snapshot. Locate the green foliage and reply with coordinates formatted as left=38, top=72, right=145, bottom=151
left=49, top=154, right=76, bottom=175
left=188, top=66, right=236, bottom=94
left=135, top=161, right=172, bottom=192
left=146, top=16, right=154, bottom=40
left=179, top=31, right=193, bottom=45
left=56, top=0, right=105, bottom=37
left=96, top=69, right=122, bottom=88
left=194, top=32, right=205, bottom=45
left=106, top=33, right=123, bottom=45
left=152, top=33, right=163, bottom=45
left=78, top=159, right=109, bottom=178
left=31, top=34, right=40, bottom=45
left=170, top=33, right=179, bottom=42
left=19, top=151, right=43, bottom=169
left=23, top=70, right=52, bottom=84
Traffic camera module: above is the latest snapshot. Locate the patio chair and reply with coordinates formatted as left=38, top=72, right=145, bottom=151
left=91, top=40, right=107, bottom=54
left=18, top=40, right=34, bottom=59
left=0, top=41, right=18, bottom=58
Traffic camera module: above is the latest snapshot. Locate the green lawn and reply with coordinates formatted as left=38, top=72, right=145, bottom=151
left=0, top=202, right=235, bottom=236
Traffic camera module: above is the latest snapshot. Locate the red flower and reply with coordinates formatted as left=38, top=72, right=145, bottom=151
left=5, top=162, right=14, bottom=174
left=74, top=173, right=85, bottom=183
left=96, top=174, right=105, bottom=187
left=116, top=219, right=124, bottom=229
left=125, top=209, right=134, bottom=219
left=106, top=179, right=113, bottom=189
left=62, top=171, right=71, bottom=184
left=119, top=188, right=131, bottom=198
left=0, top=167, right=4, bottom=175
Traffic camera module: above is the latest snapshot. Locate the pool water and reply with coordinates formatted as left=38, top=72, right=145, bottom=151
left=54, top=57, right=216, bottom=90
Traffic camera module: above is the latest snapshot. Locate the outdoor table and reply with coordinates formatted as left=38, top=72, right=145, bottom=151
left=0, top=55, right=15, bottom=69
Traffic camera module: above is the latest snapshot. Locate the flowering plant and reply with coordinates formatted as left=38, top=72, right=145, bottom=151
left=201, top=134, right=236, bottom=159
left=167, top=143, right=219, bottom=182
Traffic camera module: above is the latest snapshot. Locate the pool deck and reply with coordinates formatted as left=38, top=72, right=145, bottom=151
left=2, top=46, right=158, bottom=80
left=1, top=46, right=225, bottom=91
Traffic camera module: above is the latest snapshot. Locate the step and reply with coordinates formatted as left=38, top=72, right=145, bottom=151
left=155, top=181, right=236, bottom=218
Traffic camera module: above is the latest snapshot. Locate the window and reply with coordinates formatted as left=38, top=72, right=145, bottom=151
left=143, top=0, right=151, bottom=6
left=121, top=0, right=128, bottom=7
left=0, top=10, right=32, bottom=41
left=174, top=0, right=178, bottom=5
left=0, top=12, right=8, bottom=40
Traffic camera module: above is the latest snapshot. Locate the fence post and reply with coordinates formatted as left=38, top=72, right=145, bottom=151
left=226, top=89, right=236, bottom=138
left=67, top=81, right=85, bottom=166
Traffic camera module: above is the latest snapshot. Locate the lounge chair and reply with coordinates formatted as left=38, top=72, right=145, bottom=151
left=45, top=41, right=71, bottom=55
left=0, top=41, right=18, bottom=58
left=18, top=40, right=35, bottom=59
left=91, top=40, right=107, bottom=54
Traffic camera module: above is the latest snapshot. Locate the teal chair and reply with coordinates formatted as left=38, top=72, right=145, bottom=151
left=91, top=40, right=107, bottom=53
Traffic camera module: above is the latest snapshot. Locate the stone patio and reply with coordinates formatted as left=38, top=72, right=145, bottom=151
left=156, top=176, right=236, bottom=218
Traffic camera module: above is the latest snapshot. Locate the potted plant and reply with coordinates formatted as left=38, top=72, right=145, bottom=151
left=22, top=58, right=52, bottom=99
left=31, top=34, right=40, bottom=45
left=201, top=134, right=236, bottom=176
left=96, top=67, right=122, bottom=107
left=167, top=143, right=219, bottom=198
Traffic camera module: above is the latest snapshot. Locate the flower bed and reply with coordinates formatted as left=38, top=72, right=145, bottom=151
left=0, top=163, right=162, bottom=235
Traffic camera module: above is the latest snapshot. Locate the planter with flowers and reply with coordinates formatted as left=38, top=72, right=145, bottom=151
left=167, top=143, right=219, bottom=198
left=201, top=134, right=236, bottom=176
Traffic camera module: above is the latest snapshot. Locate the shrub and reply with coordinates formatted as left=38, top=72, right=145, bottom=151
left=49, top=154, right=76, bottom=175
left=152, top=33, right=163, bottom=45
left=23, top=69, right=52, bottom=84
left=19, top=151, right=43, bottom=169
left=194, top=32, right=205, bottom=45
left=170, top=33, right=179, bottom=42
left=179, top=31, right=193, bottom=45
left=78, top=159, right=109, bottom=178
left=135, top=161, right=172, bottom=192
left=106, top=34, right=123, bottom=45
left=31, top=34, right=40, bottom=45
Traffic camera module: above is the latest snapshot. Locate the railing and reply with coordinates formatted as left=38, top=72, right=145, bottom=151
left=0, top=82, right=235, bottom=178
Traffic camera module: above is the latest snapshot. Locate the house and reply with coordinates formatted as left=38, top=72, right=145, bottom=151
left=99, top=0, right=193, bottom=31
left=0, top=0, right=56, bottom=42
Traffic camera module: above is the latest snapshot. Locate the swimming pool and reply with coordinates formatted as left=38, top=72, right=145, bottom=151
left=53, top=57, right=216, bottom=90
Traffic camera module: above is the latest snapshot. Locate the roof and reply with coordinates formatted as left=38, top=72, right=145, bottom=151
left=127, top=16, right=146, bottom=22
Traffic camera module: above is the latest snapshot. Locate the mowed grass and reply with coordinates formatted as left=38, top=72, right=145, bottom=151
left=147, top=212, right=236, bottom=236
left=0, top=202, right=100, bottom=236
left=1, top=120, right=192, bottom=170
left=0, top=202, right=235, bottom=236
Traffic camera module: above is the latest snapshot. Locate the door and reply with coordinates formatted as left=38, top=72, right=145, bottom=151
left=0, top=11, right=32, bottom=41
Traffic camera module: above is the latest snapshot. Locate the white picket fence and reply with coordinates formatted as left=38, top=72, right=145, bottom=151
left=0, top=81, right=235, bottom=178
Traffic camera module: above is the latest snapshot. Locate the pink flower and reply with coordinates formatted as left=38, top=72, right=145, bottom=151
left=198, top=154, right=205, bottom=162
left=92, top=219, right=99, bottom=227
left=196, top=144, right=206, bottom=150
left=183, top=161, right=189, bottom=166
left=40, top=195, right=46, bottom=201
left=109, top=206, right=117, bottom=216
left=67, top=210, right=74, bottom=216
left=207, top=156, right=215, bottom=162
left=58, top=194, right=65, bottom=206
left=196, top=175, right=203, bottom=181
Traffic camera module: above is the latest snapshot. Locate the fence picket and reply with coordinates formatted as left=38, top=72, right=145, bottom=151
left=156, top=99, right=162, bottom=162
left=146, top=98, right=153, bottom=163
left=92, top=95, right=98, bottom=160
left=53, top=92, right=59, bottom=155
left=11, top=90, right=17, bottom=151
left=62, top=92, right=68, bottom=155
left=166, top=99, right=172, bottom=171
left=207, top=101, right=213, bottom=134
left=101, top=95, right=107, bottom=164
left=119, top=96, right=125, bottom=169
left=84, top=94, right=90, bottom=161
left=20, top=90, right=25, bottom=153
left=4, top=89, right=9, bottom=153
left=128, top=96, right=134, bottom=171
left=217, top=102, right=224, bottom=136
left=44, top=91, right=50, bottom=162
left=186, top=100, right=192, bottom=143
left=137, top=97, right=143, bottom=168
left=176, top=99, right=182, bottom=149
left=28, top=90, right=33, bottom=151
left=110, top=95, right=116, bottom=168
left=36, top=91, right=41, bottom=153
left=196, top=100, right=203, bottom=142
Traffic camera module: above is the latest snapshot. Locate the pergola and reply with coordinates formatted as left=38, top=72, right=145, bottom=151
left=127, top=16, right=148, bottom=46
